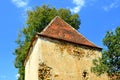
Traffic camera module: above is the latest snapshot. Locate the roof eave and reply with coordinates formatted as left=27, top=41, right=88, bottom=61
left=24, top=34, right=38, bottom=66
left=38, top=33, right=102, bottom=50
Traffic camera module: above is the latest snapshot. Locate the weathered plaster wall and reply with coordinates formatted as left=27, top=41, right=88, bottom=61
left=25, top=38, right=41, bottom=80
left=38, top=37, right=108, bottom=80
left=25, top=36, right=108, bottom=80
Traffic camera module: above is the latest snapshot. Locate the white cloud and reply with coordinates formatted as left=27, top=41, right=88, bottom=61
left=16, top=74, right=20, bottom=79
left=12, top=0, right=31, bottom=18
left=103, top=0, right=120, bottom=11
left=12, top=0, right=28, bottom=8
left=70, top=0, right=85, bottom=13
left=70, top=0, right=97, bottom=13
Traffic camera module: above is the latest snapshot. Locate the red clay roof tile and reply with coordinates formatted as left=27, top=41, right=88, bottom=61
left=39, top=16, right=102, bottom=49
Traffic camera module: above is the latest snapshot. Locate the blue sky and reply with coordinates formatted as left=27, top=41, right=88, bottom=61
left=0, top=0, right=120, bottom=80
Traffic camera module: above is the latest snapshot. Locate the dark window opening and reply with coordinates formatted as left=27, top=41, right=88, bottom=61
left=83, top=71, right=87, bottom=78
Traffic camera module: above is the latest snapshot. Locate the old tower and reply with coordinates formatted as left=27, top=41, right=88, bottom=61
left=24, top=16, right=108, bottom=80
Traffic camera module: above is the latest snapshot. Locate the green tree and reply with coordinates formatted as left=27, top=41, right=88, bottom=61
left=14, top=5, right=81, bottom=80
left=91, top=26, right=120, bottom=76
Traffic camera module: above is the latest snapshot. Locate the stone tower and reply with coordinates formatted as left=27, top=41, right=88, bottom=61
left=24, top=16, right=108, bottom=80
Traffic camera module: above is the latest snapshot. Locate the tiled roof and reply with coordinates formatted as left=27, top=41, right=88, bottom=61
left=39, top=16, right=102, bottom=49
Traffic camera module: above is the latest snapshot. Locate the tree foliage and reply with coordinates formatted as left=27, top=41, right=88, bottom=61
left=91, top=58, right=109, bottom=76
left=91, top=26, right=120, bottom=76
left=14, top=5, right=80, bottom=80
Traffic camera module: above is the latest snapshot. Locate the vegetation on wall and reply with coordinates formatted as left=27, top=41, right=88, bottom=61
left=14, top=5, right=80, bottom=80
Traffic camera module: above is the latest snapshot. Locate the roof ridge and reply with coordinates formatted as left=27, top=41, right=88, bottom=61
left=40, top=16, right=59, bottom=33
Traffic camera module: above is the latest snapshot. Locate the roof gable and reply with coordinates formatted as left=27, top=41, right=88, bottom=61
left=39, top=16, right=101, bottom=49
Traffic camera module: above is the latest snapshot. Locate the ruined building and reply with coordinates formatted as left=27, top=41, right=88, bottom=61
left=24, top=16, right=108, bottom=80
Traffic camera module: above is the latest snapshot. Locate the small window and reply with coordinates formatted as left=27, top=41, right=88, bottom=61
left=83, top=71, right=87, bottom=78
left=82, top=70, right=89, bottom=80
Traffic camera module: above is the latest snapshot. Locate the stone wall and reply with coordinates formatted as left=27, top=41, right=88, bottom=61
left=25, top=38, right=40, bottom=80
left=38, top=37, right=108, bottom=80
